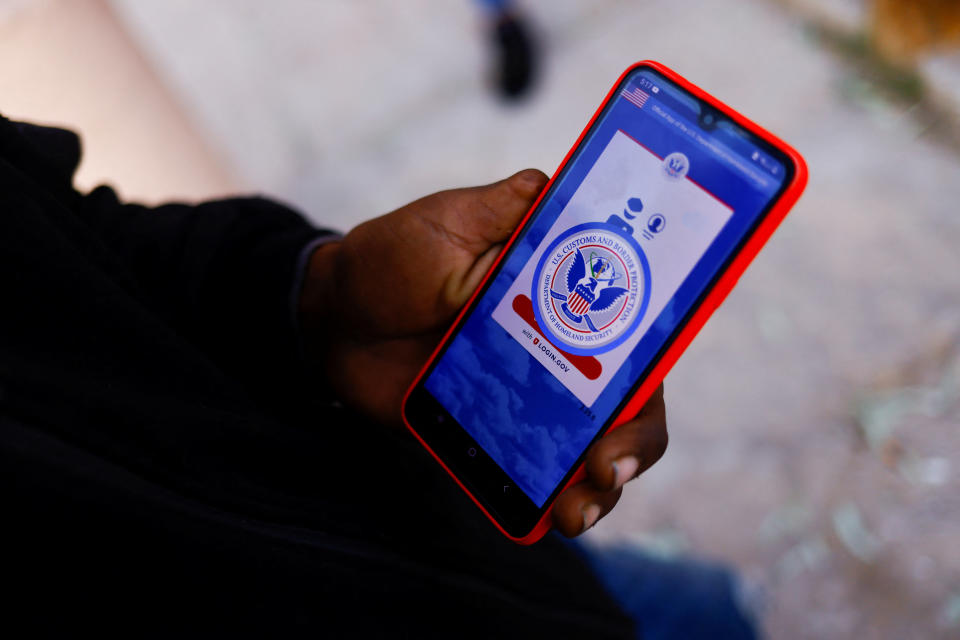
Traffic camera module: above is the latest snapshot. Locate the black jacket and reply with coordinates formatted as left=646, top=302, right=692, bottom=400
left=0, top=116, right=633, bottom=638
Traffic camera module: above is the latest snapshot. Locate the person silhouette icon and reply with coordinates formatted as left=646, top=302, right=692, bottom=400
left=647, top=214, right=665, bottom=234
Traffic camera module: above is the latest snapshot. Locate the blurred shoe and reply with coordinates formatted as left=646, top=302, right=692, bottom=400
left=490, top=12, right=537, bottom=100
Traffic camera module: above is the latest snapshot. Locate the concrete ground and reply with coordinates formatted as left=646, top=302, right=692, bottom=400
left=4, top=0, right=959, bottom=637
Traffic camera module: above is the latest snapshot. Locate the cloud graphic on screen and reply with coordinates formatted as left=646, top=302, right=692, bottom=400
left=484, top=320, right=530, bottom=383
left=427, top=286, right=618, bottom=504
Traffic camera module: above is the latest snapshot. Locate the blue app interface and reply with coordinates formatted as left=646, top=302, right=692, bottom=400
left=426, top=70, right=787, bottom=507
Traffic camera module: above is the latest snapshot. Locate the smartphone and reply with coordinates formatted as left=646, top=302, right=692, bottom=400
left=402, top=61, right=808, bottom=544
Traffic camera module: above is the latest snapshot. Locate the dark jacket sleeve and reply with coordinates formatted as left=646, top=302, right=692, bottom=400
left=1, top=116, right=333, bottom=402
left=81, top=188, right=332, bottom=395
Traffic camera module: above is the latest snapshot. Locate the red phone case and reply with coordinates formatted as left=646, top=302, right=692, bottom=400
left=401, top=61, right=808, bottom=544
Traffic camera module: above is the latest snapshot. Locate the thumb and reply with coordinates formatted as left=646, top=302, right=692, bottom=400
left=460, top=169, right=549, bottom=245
left=449, top=169, right=548, bottom=303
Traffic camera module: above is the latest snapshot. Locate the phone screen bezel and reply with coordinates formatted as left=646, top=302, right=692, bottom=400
left=404, top=64, right=798, bottom=538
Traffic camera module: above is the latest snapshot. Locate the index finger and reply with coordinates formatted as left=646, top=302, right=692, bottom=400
left=584, top=385, right=668, bottom=491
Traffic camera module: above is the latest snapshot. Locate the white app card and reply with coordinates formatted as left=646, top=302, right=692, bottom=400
left=491, top=131, right=733, bottom=406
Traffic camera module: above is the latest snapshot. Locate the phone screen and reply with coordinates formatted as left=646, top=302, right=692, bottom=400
left=407, top=66, right=793, bottom=534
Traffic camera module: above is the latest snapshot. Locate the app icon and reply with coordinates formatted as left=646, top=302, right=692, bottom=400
left=663, top=152, right=690, bottom=179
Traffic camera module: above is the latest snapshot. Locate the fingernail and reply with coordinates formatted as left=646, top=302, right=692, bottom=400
left=515, top=170, right=546, bottom=191
left=581, top=503, right=601, bottom=533
left=611, top=456, right=640, bottom=489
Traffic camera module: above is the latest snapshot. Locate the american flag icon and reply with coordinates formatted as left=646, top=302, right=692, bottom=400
left=620, top=86, right=650, bottom=110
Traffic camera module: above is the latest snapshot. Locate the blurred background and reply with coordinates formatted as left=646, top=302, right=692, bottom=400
left=2, top=0, right=958, bottom=637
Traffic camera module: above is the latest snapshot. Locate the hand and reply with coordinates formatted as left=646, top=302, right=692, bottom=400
left=298, top=170, right=668, bottom=536
left=299, top=169, right=549, bottom=425
left=551, top=384, right=667, bottom=537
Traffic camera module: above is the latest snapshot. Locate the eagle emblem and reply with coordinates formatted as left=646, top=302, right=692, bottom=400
left=531, top=199, right=653, bottom=356
left=552, top=249, right=629, bottom=333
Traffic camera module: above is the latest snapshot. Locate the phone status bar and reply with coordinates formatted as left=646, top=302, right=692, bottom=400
left=620, top=80, right=783, bottom=187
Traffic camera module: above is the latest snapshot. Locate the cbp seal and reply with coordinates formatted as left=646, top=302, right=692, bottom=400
left=532, top=198, right=652, bottom=356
